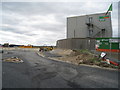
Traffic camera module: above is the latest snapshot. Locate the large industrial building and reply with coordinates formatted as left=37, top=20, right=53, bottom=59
left=57, top=12, right=112, bottom=50
left=67, top=12, right=112, bottom=38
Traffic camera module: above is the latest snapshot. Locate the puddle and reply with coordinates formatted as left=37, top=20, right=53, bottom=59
left=3, top=57, right=23, bottom=63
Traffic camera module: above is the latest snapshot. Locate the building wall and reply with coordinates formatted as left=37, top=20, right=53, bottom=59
left=56, top=38, right=96, bottom=50
left=67, top=12, right=112, bottom=38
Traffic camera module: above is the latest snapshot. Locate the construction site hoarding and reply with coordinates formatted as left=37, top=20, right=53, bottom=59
left=56, top=38, right=96, bottom=50
left=96, top=37, right=120, bottom=52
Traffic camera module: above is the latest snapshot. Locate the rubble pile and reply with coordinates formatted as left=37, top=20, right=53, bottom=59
left=49, top=49, right=119, bottom=69
left=3, top=57, right=23, bottom=63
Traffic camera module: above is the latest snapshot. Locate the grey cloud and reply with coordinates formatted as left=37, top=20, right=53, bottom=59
left=2, top=2, right=59, bottom=15
left=32, top=24, right=65, bottom=32
left=2, top=2, right=87, bottom=16
left=2, top=26, right=15, bottom=31
left=1, top=26, right=27, bottom=34
left=1, top=2, right=119, bottom=45
left=2, top=16, right=20, bottom=25
left=25, top=33, right=39, bottom=36
left=2, top=2, right=116, bottom=17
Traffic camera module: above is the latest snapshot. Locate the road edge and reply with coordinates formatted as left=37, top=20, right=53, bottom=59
left=36, top=52, right=118, bottom=71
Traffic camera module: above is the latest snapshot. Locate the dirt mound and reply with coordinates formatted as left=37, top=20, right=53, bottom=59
left=57, top=51, right=99, bottom=65
left=50, top=49, right=99, bottom=65
left=50, top=49, right=73, bottom=56
left=3, top=57, right=23, bottom=63
left=49, top=49, right=119, bottom=69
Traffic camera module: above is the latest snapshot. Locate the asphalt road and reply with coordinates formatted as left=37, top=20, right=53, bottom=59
left=2, top=49, right=119, bottom=88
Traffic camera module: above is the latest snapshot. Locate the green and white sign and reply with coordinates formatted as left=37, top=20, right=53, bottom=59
left=99, top=19, right=105, bottom=21
left=99, top=15, right=110, bottom=21
left=109, top=39, right=120, bottom=43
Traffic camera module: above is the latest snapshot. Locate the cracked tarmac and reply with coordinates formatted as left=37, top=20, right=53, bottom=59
left=2, top=49, right=119, bottom=88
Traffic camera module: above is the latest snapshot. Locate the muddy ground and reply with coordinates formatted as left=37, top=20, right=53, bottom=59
left=47, top=49, right=120, bottom=69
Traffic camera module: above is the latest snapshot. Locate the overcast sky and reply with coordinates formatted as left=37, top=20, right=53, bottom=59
left=0, top=1, right=119, bottom=46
